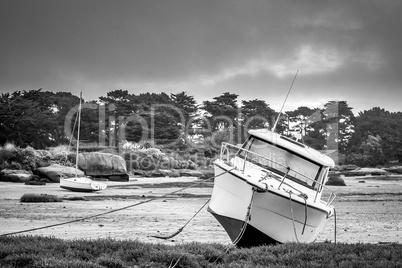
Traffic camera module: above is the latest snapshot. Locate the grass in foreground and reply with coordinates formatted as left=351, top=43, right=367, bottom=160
left=0, top=236, right=401, bottom=268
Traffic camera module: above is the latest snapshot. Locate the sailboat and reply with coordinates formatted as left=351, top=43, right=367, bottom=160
left=60, top=92, right=107, bottom=192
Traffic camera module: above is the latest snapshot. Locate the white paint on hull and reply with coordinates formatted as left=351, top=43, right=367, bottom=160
left=60, top=177, right=107, bottom=192
left=209, top=163, right=333, bottom=244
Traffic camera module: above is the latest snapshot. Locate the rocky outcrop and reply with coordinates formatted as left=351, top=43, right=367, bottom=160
left=78, top=152, right=129, bottom=181
left=342, top=167, right=388, bottom=177
left=383, top=166, right=402, bottom=174
left=34, top=164, right=84, bottom=183
left=179, top=169, right=205, bottom=178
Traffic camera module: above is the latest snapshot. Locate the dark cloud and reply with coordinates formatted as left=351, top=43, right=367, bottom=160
left=0, top=0, right=401, bottom=112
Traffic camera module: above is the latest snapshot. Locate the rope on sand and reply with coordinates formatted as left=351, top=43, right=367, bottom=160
left=150, top=198, right=210, bottom=240
left=0, top=169, right=232, bottom=237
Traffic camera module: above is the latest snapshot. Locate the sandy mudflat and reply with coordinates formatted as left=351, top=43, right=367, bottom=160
left=0, top=176, right=401, bottom=245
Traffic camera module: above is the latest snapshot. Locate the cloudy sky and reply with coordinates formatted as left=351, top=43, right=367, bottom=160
left=1, top=0, right=401, bottom=114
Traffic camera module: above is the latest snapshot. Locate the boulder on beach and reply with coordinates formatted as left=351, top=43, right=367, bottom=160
left=326, top=174, right=346, bottom=186
left=34, top=164, right=84, bottom=183
left=343, top=167, right=388, bottom=176
left=158, top=169, right=181, bottom=177
left=0, top=169, right=35, bottom=183
left=78, top=152, right=129, bottom=181
left=179, top=169, right=204, bottom=177
left=383, top=166, right=402, bottom=174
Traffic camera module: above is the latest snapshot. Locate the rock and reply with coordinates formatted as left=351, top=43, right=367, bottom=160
left=179, top=169, right=204, bottom=177
left=0, top=169, right=35, bottom=183
left=200, top=169, right=214, bottom=179
left=79, top=152, right=128, bottom=181
left=107, top=175, right=129, bottom=181
left=132, top=170, right=145, bottom=176
left=383, top=166, right=402, bottom=174
left=158, top=169, right=181, bottom=177
left=159, top=169, right=174, bottom=177
left=343, top=167, right=388, bottom=177
left=340, top=164, right=359, bottom=171
left=169, top=170, right=181, bottom=177
left=34, top=164, right=84, bottom=183
left=325, top=175, right=346, bottom=186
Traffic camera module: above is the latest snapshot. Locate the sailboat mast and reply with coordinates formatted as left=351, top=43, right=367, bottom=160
left=75, top=91, right=82, bottom=177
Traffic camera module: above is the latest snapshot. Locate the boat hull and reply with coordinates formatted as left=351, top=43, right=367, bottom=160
left=60, top=177, right=107, bottom=192
left=209, top=164, right=331, bottom=247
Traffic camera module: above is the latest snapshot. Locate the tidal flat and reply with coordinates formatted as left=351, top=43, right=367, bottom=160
left=0, top=176, right=401, bottom=244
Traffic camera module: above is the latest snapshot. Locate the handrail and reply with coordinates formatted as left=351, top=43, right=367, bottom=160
left=219, top=142, right=336, bottom=206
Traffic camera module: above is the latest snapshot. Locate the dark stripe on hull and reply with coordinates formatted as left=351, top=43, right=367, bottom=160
left=235, top=223, right=279, bottom=248
left=60, top=185, right=94, bottom=192
left=209, top=208, right=279, bottom=248
left=208, top=207, right=244, bottom=242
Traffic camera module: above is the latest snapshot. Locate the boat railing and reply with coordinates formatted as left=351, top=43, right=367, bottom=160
left=219, top=142, right=336, bottom=206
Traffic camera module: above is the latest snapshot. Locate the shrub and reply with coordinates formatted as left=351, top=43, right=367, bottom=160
left=1, top=238, right=402, bottom=268
left=4, top=142, right=16, bottom=151
left=51, top=152, right=75, bottom=166
left=48, top=145, right=70, bottom=155
left=20, top=194, right=62, bottom=203
left=0, top=147, right=16, bottom=163
left=9, top=161, right=22, bottom=170
left=0, top=144, right=46, bottom=171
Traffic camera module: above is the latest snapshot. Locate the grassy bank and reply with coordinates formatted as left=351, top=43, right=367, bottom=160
left=0, top=236, right=401, bottom=268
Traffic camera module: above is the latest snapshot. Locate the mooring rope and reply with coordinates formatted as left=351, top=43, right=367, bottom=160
left=288, top=191, right=300, bottom=243
left=302, top=195, right=308, bottom=235
left=334, top=208, right=337, bottom=245
left=232, top=188, right=256, bottom=245
left=151, top=198, right=210, bottom=240
left=0, top=169, right=233, bottom=237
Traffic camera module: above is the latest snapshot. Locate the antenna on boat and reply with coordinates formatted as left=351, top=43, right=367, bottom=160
left=271, top=70, right=299, bottom=132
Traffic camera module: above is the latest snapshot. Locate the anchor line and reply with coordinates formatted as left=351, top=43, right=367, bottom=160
left=151, top=168, right=235, bottom=240
left=288, top=191, right=300, bottom=243
left=334, top=208, right=337, bottom=245
left=232, top=188, right=256, bottom=245
left=150, top=198, right=210, bottom=240
left=302, top=195, right=308, bottom=235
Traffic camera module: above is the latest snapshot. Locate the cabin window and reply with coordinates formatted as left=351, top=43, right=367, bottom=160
left=239, top=137, right=321, bottom=189
left=318, top=167, right=329, bottom=191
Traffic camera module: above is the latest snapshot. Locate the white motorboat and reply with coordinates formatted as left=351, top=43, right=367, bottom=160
left=208, top=129, right=336, bottom=247
left=60, top=92, right=107, bottom=192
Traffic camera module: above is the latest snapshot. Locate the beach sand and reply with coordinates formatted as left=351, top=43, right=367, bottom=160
left=0, top=176, right=401, bottom=245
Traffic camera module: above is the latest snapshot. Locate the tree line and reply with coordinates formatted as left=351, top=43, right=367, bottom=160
left=1, top=89, right=401, bottom=166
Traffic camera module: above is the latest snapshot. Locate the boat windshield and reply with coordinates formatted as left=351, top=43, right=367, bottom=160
left=239, top=136, right=321, bottom=188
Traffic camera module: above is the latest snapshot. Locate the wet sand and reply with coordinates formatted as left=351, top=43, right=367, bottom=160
left=0, top=176, right=401, bottom=245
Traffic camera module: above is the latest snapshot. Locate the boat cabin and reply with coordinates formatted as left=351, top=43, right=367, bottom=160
left=220, top=129, right=335, bottom=204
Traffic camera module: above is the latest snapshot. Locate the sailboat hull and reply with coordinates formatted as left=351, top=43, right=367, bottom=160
left=60, top=177, right=107, bottom=192
left=209, top=164, right=331, bottom=247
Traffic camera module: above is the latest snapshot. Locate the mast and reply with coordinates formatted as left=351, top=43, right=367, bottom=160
left=271, top=70, right=299, bottom=132
left=75, top=91, right=82, bottom=177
